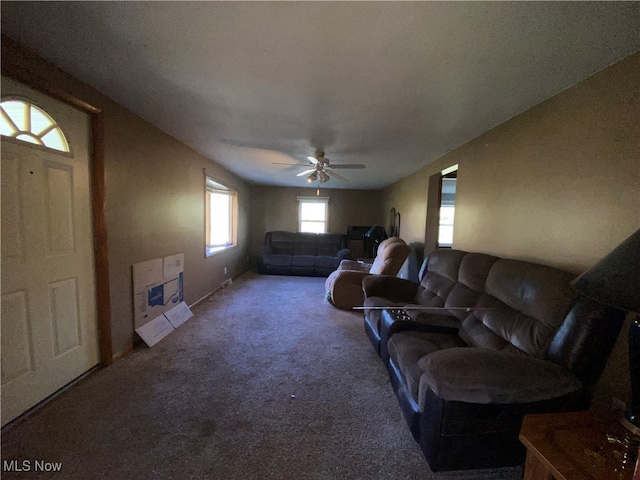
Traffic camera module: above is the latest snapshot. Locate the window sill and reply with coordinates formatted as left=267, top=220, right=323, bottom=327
left=206, top=244, right=237, bottom=258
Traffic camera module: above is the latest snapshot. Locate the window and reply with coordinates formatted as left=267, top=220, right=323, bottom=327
left=297, top=196, right=329, bottom=233
left=205, top=176, right=236, bottom=256
left=438, top=166, right=458, bottom=248
left=0, top=99, right=69, bottom=152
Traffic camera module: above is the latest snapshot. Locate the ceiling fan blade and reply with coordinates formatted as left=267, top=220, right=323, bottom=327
left=307, top=156, right=320, bottom=165
left=326, top=164, right=366, bottom=169
left=296, top=168, right=316, bottom=177
left=273, top=162, right=305, bottom=166
left=325, top=168, right=350, bottom=183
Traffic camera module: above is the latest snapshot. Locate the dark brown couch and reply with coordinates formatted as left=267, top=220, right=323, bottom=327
left=254, top=231, right=351, bottom=277
left=363, top=249, right=625, bottom=471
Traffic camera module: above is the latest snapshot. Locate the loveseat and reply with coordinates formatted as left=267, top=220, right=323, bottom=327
left=363, top=249, right=625, bottom=471
left=324, top=237, right=411, bottom=309
left=254, top=231, right=351, bottom=277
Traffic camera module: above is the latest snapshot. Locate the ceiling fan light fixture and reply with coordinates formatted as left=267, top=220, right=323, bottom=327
left=318, top=171, right=329, bottom=183
left=307, top=171, right=318, bottom=183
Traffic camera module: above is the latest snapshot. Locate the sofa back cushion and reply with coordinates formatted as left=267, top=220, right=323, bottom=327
left=444, top=253, right=499, bottom=320
left=266, top=231, right=296, bottom=255
left=294, top=233, right=318, bottom=256
left=459, top=259, right=577, bottom=358
left=369, top=237, right=412, bottom=276
left=415, top=249, right=466, bottom=307
left=316, top=233, right=346, bottom=256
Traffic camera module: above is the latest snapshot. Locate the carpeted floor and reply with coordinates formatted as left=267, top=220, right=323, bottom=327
left=1, top=272, right=521, bottom=479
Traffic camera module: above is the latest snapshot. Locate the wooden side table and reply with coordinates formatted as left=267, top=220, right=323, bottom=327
left=519, top=410, right=639, bottom=480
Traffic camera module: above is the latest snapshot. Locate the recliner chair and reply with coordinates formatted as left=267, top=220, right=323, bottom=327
left=324, top=237, right=411, bottom=309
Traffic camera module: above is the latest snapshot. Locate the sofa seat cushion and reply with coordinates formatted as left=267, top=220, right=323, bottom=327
left=264, top=254, right=292, bottom=267
left=417, top=348, right=582, bottom=409
left=388, top=331, right=466, bottom=402
left=315, top=256, right=341, bottom=274
left=291, top=255, right=315, bottom=267
left=291, top=255, right=316, bottom=275
left=337, top=259, right=372, bottom=273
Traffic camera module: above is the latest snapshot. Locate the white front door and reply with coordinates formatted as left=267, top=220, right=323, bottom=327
left=1, top=76, right=99, bottom=426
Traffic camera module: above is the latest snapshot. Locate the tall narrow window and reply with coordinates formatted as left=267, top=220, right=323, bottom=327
left=206, top=176, right=236, bottom=257
left=0, top=99, right=69, bottom=152
left=438, top=166, right=458, bottom=248
left=297, top=196, right=329, bottom=233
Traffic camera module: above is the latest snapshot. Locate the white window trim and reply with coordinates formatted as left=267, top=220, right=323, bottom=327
left=437, top=165, right=458, bottom=248
left=441, top=164, right=458, bottom=176
left=297, top=196, right=330, bottom=233
left=205, top=175, right=237, bottom=257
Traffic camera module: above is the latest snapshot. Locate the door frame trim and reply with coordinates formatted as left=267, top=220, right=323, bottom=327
left=2, top=35, right=113, bottom=365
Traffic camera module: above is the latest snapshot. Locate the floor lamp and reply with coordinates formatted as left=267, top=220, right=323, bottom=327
left=570, top=228, right=640, bottom=434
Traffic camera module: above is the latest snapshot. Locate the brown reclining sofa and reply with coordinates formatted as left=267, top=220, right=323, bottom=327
left=363, top=249, right=625, bottom=471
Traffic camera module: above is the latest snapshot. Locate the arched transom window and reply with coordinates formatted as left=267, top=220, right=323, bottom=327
left=0, top=99, right=70, bottom=152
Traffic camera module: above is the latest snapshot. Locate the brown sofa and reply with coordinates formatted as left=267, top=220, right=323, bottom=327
left=324, top=237, right=411, bottom=309
left=254, top=231, right=351, bottom=277
left=362, top=249, right=625, bottom=471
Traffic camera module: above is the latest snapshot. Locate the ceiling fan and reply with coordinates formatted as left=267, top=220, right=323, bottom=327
left=275, top=150, right=365, bottom=184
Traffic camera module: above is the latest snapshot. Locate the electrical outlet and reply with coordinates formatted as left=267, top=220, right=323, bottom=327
left=224, top=267, right=227, bottom=275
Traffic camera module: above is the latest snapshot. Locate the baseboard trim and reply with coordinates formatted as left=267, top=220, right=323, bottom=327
left=111, top=342, right=134, bottom=363
left=190, top=286, right=221, bottom=309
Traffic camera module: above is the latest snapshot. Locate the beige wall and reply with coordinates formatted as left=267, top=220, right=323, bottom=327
left=452, top=53, right=640, bottom=273
left=4, top=41, right=252, bottom=359
left=381, top=52, right=640, bottom=407
left=383, top=52, right=640, bottom=273
left=249, top=185, right=382, bottom=253
left=105, top=112, right=252, bottom=344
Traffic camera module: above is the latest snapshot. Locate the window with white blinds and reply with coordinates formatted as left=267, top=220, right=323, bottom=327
left=297, top=196, right=329, bottom=233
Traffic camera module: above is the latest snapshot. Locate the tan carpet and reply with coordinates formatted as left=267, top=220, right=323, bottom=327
left=1, top=272, right=521, bottom=479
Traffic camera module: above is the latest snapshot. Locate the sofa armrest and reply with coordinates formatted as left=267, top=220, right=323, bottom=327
left=417, top=348, right=582, bottom=408
left=256, top=245, right=273, bottom=257
left=382, top=309, right=459, bottom=340
left=325, top=270, right=371, bottom=309
left=362, top=275, right=420, bottom=303
left=253, top=246, right=274, bottom=271
left=337, top=248, right=352, bottom=261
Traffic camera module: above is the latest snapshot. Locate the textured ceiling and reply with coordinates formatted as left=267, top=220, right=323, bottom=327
left=2, top=2, right=639, bottom=189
